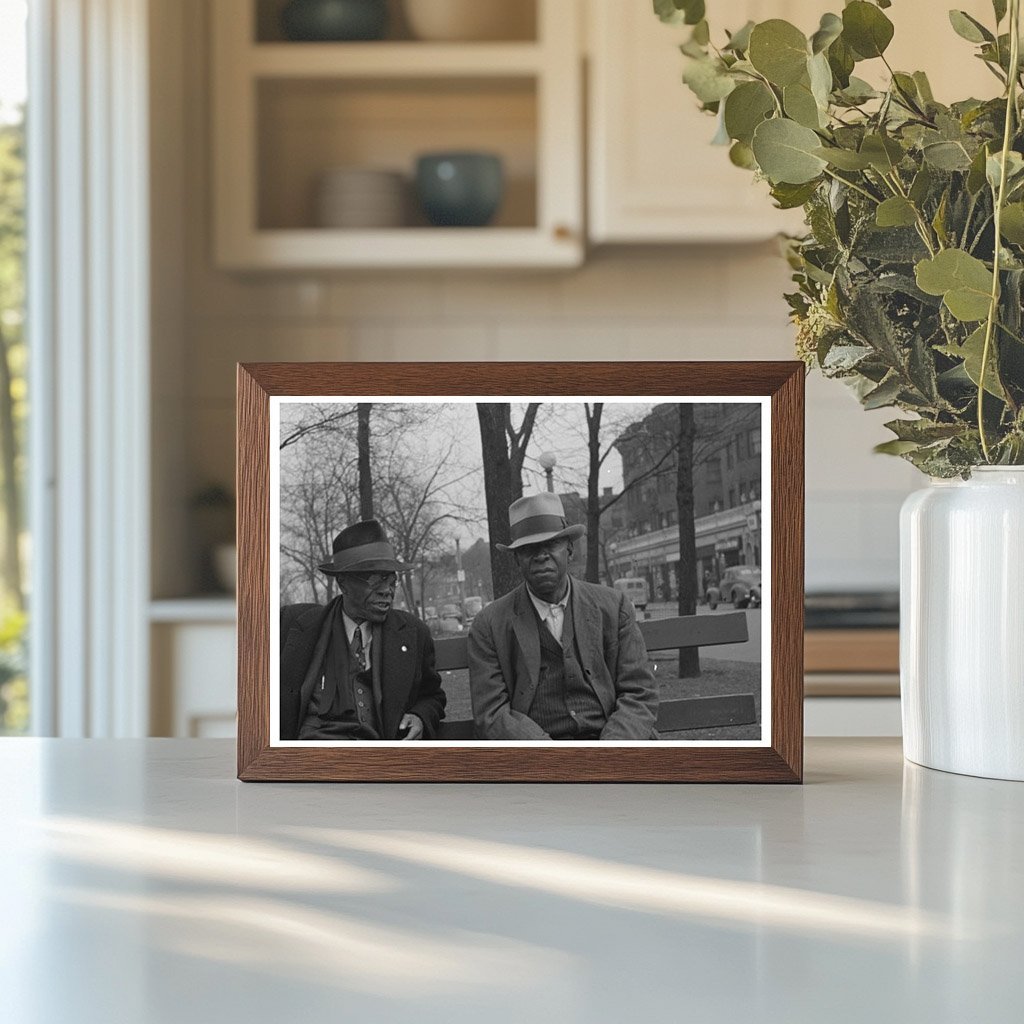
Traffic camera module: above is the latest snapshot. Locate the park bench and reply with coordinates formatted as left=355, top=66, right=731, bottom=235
left=433, top=611, right=757, bottom=739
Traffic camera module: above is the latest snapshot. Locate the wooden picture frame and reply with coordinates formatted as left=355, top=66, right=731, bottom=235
left=237, top=362, right=804, bottom=782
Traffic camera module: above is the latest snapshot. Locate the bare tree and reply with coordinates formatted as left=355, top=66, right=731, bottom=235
left=477, top=403, right=540, bottom=598
left=357, top=403, right=373, bottom=519
left=676, top=404, right=699, bottom=677
left=279, top=404, right=357, bottom=450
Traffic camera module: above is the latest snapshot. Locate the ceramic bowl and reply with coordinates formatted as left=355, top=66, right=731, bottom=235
left=281, top=0, right=388, bottom=42
left=415, top=152, right=504, bottom=227
left=403, top=0, right=534, bottom=42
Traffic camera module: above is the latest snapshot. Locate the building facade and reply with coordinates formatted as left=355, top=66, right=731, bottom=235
left=608, top=403, right=762, bottom=602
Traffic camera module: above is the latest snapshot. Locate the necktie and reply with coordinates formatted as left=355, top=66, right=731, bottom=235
left=350, top=623, right=366, bottom=670
left=547, top=604, right=564, bottom=643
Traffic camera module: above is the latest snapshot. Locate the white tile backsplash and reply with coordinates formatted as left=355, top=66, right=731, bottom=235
left=182, top=249, right=918, bottom=593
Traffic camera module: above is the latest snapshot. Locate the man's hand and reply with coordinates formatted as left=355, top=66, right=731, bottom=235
left=398, top=713, right=424, bottom=740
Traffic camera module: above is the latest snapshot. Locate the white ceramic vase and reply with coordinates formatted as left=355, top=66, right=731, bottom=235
left=900, top=467, right=1024, bottom=780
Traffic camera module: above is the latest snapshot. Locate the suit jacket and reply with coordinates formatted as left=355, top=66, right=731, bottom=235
left=467, top=579, right=659, bottom=740
left=280, top=599, right=446, bottom=740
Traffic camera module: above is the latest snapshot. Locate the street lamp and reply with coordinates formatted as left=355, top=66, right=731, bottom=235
left=537, top=451, right=557, bottom=492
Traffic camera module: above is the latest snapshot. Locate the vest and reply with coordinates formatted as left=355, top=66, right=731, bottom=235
left=298, top=610, right=382, bottom=740
left=528, top=598, right=606, bottom=740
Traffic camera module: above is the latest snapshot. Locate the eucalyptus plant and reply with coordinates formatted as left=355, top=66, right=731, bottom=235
left=657, top=0, right=1024, bottom=475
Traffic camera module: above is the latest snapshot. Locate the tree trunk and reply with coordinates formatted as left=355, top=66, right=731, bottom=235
left=357, top=403, right=373, bottom=520
left=584, top=403, right=603, bottom=583
left=676, top=404, right=699, bottom=677
left=507, top=403, right=540, bottom=502
left=0, top=325, right=22, bottom=608
left=477, top=404, right=519, bottom=598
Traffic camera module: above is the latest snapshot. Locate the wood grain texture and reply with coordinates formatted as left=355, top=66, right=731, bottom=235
left=804, top=629, right=899, bottom=674
left=236, top=361, right=805, bottom=783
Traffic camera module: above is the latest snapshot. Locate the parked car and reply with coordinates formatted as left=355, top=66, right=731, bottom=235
left=440, top=603, right=463, bottom=624
left=612, top=577, right=649, bottom=611
left=426, top=616, right=463, bottom=638
left=705, top=566, right=761, bottom=610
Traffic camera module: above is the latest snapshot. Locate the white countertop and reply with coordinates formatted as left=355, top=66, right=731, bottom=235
left=1, top=738, right=1020, bottom=1023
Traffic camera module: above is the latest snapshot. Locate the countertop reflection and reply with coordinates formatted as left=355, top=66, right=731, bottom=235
left=0, top=738, right=1021, bottom=1023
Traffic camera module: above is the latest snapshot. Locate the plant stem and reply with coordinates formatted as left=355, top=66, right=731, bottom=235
left=979, top=0, right=1021, bottom=462
left=822, top=167, right=880, bottom=205
left=884, top=171, right=938, bottom=255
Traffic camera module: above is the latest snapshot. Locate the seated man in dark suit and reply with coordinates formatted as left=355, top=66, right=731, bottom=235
left=468, top=493, right=659, bottom=741
left=279, top=520, right=446, bottom=741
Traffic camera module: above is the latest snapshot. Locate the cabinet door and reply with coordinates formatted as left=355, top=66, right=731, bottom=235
left=588, top=0, right=812, bottom=243
left=590, top=0, right=1001, bottom=244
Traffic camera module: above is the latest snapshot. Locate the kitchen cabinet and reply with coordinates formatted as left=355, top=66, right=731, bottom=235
left=587, top=0, right=999, bottom=244
left=211, top=0, right=583, bottom=268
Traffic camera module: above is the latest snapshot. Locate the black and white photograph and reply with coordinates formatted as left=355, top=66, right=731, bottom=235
left=270, top=397, right=770, bottom=746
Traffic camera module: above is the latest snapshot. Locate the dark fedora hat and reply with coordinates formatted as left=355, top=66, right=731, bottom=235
left=496, top=492, right=586, bottom=552
left=318, top=519, right=412, bottom=575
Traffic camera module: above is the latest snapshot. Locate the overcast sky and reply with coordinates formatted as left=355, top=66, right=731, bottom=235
left=278, top=400, right=662, bottom=547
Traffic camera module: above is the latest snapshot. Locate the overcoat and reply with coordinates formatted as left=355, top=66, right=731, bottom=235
left=467, top=579, right=659, bottom=740
left=279, top=598, right=446, bottom=740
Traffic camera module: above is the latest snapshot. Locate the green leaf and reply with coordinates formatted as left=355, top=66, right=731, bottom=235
left=692, top=19, right=710, bottom=45
left=874, top=439, right=922, bottom=455
left=939, top=325, right=1006, bottom=398
left=748, top=20, right=809, bottom=87
left=813, top=146, right=872, bottom=170
left=723, top=81, right=775, bottom=145
left=810, top=13, right=843, bottom=54
left=808, top=51, right=833, bottom=110
left=932, top=190, right=950, bottom=247
left=840, top=76, right=879, bottom=104
left=948, top=10, right=994, bottom=44
left=915, top=249, right=994, bottom=322
left=967, top=144, right=991, bottom=194
left=784, top=80, right=824, bottom=129
left=912, top=71, right=935, bottom=104
left=653, top=0, right=705, bottom=26
left=770, top=180, right=820, bottom=209
left=1000, top=203, right=1024, bottom=245
left=729, top=140, right=757, bottom=169
left=876, top=197, right=918, bottom=228
left=682, top=57, right=736, bottom=104
left=860, top=133, right=904, bottom=173
left=751, top=118, right=828, bottom=184
left=986, top=150, right=1024, bottom=191
left=909, top=164, right=933, bottom=205
left=828, top=36, right=856, bottom=89
left=862, top=374, right=903, bottom=409
left=724, top=20, right=755, bottom=53
left=922, top=140, right=973, bottom=171
left=993, top=0, right=1008, bottom=24
left=884, top=418, right=963, bottom=443
left=842, top=1, right=895, bottom=59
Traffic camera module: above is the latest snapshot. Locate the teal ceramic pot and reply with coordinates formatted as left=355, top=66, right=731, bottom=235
left=281, top=0, right=388, bottom=41
left=415, top=152, right=505, bottom=227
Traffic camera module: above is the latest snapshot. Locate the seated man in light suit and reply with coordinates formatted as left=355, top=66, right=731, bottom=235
left=279, top=520, right=446, bottom=741
left=468, top=493, right=659, bottom=741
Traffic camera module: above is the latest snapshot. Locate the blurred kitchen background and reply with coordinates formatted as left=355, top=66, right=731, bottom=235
left=1, top=0, right=997, bottom=739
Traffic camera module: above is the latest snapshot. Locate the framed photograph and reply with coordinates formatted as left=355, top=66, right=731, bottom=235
left=237, top=362, right=803, bottom=782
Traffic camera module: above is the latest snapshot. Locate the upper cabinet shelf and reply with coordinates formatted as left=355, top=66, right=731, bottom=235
left=247, top=42, right=545, bottom=78
left=211, top=0, right=582, bottom=269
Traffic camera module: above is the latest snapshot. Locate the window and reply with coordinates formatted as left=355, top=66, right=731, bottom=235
left=729, top=488, right=736, bottom=508
left=750, top=428, right=761, bottom=455
left=0, top=0, right=27, bottom=735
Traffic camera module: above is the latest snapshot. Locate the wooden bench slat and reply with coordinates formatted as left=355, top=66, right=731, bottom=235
left=434, top=693, right=757, bottom=740
left=655, top=693, right=757, bottom=731
left=640, top=612, right=748, bottom=651
left=433, top=613, right=749, bottom=672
